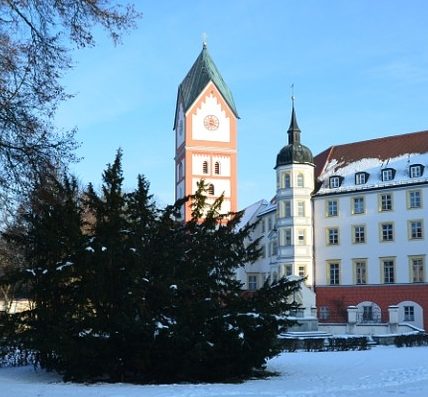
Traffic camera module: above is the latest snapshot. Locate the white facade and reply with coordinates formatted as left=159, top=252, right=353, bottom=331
left=238, top=127, right=428, bottom=330
left=276, top=163, right=315, bottom=286
left=314, top=184, right=427, bottom=286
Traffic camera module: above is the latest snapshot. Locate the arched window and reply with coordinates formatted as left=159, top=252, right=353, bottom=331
left=297, top=173, right=304, bottom=187
left=208, top=183, right=215, bottom=195
left=202, top=160, right=208, bottom=174
left=284, top=173, right=291, bottom=188
left=214, top=161, right=220, bottom=175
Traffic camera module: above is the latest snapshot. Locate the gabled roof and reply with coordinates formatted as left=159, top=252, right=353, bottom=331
left=176, top=44, right=238, bottom=121
left=314, top=130, right=428, bottom=195
left=314, top=130, right=428, bottom=179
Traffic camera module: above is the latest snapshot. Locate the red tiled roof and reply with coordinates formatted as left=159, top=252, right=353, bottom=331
left=314, top=130, right=428, bottom=179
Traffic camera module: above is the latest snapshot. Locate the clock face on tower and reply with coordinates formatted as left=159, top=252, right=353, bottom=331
left=203, top=114, right=219, bottom=131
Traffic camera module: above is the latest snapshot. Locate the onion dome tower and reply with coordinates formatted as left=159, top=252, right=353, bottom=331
left=274, top=99, right=315, bottom=286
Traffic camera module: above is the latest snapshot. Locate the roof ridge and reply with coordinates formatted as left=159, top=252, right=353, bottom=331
left=332, top=129, right=428, bottom=149
left=322, top=145, right=335, bottom=173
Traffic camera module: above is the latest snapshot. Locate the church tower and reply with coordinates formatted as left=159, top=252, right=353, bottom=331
left=275, top=101, right=315, bottom=286
left=174, top=43, right=238, bottom=221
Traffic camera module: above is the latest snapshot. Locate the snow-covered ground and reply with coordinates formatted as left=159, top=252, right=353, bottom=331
left=2, top=346, right=428, bottom=397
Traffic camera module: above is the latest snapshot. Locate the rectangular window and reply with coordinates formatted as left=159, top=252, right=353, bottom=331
left=353, top=225, right=366, bottom=244
left=284, top=229, right=292, bottom=246
left=283, top=173, right=291, bottom=188
left=404, top=306, right=415, bottom=321
left=409, top=220, right=423, bottom=239
left=298, top=265, right=306, bottom=278
left=327, top=199, right=338, bottom=217
left=248, top=275, right=257, bottom=291
left=327, top=227, right=339, bottom=245
left=381, top=223, right=394, bottom=241
left=319, top=306, right=330, bottom=320
left=329, top=176, right=340, bottom=188
left=355, top=172, right=367, bottom=185
left=382, top=169, right=394, bottom=181
left=328, top=262, right=340, bottom=285
left=285, top=201, right=291, bottom=218
left=362, top=306, right=373, bottom=322
left=352, top=197, right=365, bottom=214
left=354, top=260, right=367, bottom=284
left=410, top=165, right=422, bottom=178
left=410, top=257, right=424, bottom=283
left=380, top=193, right=393, bottom=211
left=297, top=230, right=306, bottom=245
left=408, top=190, right=422, bottom=209
left=285, top=264, right=292, bottom=276
left=272, top=241, right=278, bottom=256
left=262, top=219, right=266, bottom=233
left=382, top=259, right=395, bottom=284
left=297, top=174, right=304, bottom=188
left=297, top=201, right=305, bottom=217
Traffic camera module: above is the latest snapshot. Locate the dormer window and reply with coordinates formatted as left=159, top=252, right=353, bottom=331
left=329, top=176, right=342, bottom=189
left=381, top=168, right=395, bottom=182
left=410, top=164, right=424, bottom=178
left=355, top=172, right=369, bottom=185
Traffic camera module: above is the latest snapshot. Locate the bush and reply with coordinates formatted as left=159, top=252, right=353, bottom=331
left=303, top=338, right=325, bottom=352
left=279, top=338, right=298, bottom=352
left=394, top=333, right=428, bottom=348
left=328, top=337, right=368, bottom=351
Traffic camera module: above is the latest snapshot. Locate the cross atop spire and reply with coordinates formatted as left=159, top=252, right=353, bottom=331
left=202, top=32, right=208, bottom=49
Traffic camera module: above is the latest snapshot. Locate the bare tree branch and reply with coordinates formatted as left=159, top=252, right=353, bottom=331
left=0, top=0, right=141, bottom=212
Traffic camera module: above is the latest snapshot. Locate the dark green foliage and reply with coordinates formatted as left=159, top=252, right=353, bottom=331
left=280, top=336, right=369, bottom=352
left=394, top=333, right=428, bottom=348
left=303, top=338, right=325, bottom=352
left=0, top=171, right=85, bottom=372
left=0, top=154, right=303, bottom=383
left=328, top=337, right=368, bottom=351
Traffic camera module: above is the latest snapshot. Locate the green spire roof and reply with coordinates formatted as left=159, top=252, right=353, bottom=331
left=177, top=44, right=238, bottom=118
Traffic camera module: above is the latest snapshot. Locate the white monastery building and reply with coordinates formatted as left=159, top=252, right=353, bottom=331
left=174, top=44, right=428, bottom=332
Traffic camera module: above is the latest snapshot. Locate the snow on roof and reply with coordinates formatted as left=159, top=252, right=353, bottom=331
left=316, top=151, right=428, bottom=195
left=315, top=129, right=428, bottom=179
left=257, top=201, right=276, bottom=217
left=236, top=199, right=268, bottom=230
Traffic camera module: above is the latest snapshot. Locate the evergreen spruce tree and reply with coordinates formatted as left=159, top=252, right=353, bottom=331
left=69, top=149, right=137, bottom=380
left=145, top=182, right=302, bottom=382
left=1, top=154, right=303, bottom=384
left=0, top=171, right=85, bottom=371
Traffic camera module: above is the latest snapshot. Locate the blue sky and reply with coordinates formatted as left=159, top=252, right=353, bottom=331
left=55, top=0, right=428, bottom=209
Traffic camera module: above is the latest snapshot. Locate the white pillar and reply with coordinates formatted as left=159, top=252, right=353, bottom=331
left=388, top=305, right=399, bottom=334
left=347, top=306, right=358, bottom=324
left=347, top=306, right=358, bottom=334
